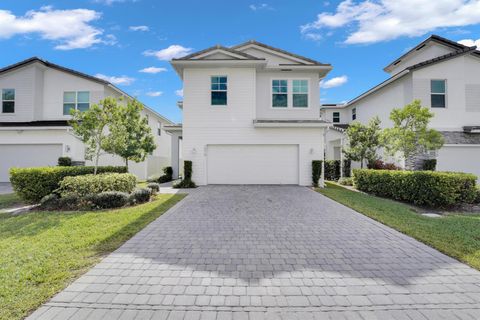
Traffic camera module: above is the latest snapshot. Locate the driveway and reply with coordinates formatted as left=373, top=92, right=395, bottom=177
left=29, top=186, right=480, bottom=319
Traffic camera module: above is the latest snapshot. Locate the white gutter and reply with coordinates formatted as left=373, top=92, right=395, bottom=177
left=0, top=126, right=69, bottom=131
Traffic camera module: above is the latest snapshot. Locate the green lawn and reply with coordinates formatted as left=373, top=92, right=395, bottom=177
left=0, top=194, right=186, bottom=320
left=0, top=193, right=24, bottom=210
left=317, top=182, right=480, bottom=271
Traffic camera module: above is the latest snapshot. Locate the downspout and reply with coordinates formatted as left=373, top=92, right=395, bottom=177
left=340, top=136, right=344, bottom=179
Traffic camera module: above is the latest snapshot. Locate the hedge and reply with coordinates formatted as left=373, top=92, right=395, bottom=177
left=312, top=160, right=322, bottom=187
left=10, top=166, right=127, bottom=203
left=173, top=160, right=196, bottom=189
left=58, top=173, right=136, bottom=197
left=353, top=169, right=477, bottom=208
left=325, top=160, right=351, bottom=181
left=422, top=159, right=437, bottom=171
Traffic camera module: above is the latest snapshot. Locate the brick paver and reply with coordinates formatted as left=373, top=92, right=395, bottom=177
left=28, top=186, right=480, bottom=319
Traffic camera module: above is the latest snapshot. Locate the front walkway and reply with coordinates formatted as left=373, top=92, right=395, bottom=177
left=29, top=186, right=480, bottom=319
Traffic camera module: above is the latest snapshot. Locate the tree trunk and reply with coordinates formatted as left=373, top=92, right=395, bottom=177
left=360, top=157, right=364, bottom=169
left=125, top=158, right=129, bottom=170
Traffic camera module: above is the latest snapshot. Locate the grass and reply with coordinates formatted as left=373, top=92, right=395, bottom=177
left=317, top=182, right=480, bottom=271
left=0, top=193, right=24, bottom=210
left=0, top=193, right=186, bottom=320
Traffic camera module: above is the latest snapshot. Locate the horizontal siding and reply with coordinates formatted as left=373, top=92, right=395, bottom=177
left=0, top=65, right=35, bottom=122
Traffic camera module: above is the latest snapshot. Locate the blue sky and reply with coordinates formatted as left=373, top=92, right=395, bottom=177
left=1, top=0, right=480, bottom=123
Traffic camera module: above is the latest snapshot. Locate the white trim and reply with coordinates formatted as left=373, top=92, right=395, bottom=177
left=1, top=88, right=15, bottom=114
left=234, top=43, right=314, bottom=65
left=270, top=78, right=310, bottom=110
left=210, top=75, right=228, bottom=107
left=443, top=144, right=480, bottom=147
left=430, top=79, right=447, bottom=109
left=0, top=126, right=69, bottom=131
left=194, top=48, right=250, bottom=60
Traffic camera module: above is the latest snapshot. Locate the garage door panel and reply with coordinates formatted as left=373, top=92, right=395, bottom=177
left=207, top=144, right=298, bottom=185
left=0, top=144, right=63, bottom=182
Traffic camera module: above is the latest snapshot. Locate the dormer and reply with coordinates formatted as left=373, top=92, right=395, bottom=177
left=384, top=35, right=470, bottom=76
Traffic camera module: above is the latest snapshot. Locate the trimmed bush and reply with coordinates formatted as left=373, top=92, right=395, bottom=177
left=58, top=173, right=136, bottom=197
left=353, top=169, right=477, bottom=208
left=342, top=159, right=351, bottom=178
left=338, top=177, right=354, bottom=186
left=475, top=187, right=480, bottom=204
left=57, top=157, right=72, bottom=166
left=147, top=182, right=160, bottom=194
left=367, top=159, right=400, bottom=170
left=10, top=166, right=127, bottom=203
left=129, top=188, right=151, bottom=205
left=174, top=161, right=197, bottom=189
left=422, top=159, right=437, bottom=171
left=87, top=191, right=129, bottom=209
left=39, top=193, right=60, bottom=210
left=324, top=160, right=340, bottom=181
left=312, top=160, right=322, bottom=187
left=158, top=166, right=173, bottom=183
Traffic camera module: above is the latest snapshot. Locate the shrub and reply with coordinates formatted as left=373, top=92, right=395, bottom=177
left=39, top=193, right=60, bottom=210
left=57, top=157, right=72, bottom=166
left=87, top=191, right=129, bottom=209
left=325, top=160, right=340, bottom=181
left=158, top=166, right=173, bottom=183
left=342, top=159, right=352, bottom=178
left=338, top=177, right=354, bottom=186
left=312, top=160, right=322, bottom=187
left=147, top=182, right=160, bottom=194
left=475, top=187, right=480, bottom=204
left=58, top=173, right=136, bottom=197
left=367, top=159, right=400, bottom=170
left=10, top=166, right=127, bottom=203
left=129, top=188, right=151, bottom=205
left=422, top=159, right=437, bottom=171
left=353, top=169, right=477, bottom=208
left=173, top=161, right=197, bottom=189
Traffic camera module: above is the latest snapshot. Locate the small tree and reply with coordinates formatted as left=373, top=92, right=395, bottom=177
left=70, top=97, right=118, bottom=174
left=343, top=116, right=382, bottom=168
left=382, top=100, right=444, bottom=170
left=103, top=99, right=156, bottom=169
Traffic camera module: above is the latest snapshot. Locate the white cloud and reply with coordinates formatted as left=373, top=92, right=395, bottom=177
left=146, top=91, right=163, bottom=97
left=301, top=0, right=480, bottom=44
left=0, top=7, right=111, bottom=50
left=95, top=73, right=135, bottom=85
left=175, top=89, right=183, bottom=97
left=249, top=3, right=274, bottom=11
left=94, top=0, right=138, bottom=5
left=143, top=45, right=193, bottom=60
left=320, top=75, right=348, bottom=89
left=129, top=25, right=149, bottom=32
left=139, top=66, right=167, bottom=74
left=458, top=38, right=480, bottom=47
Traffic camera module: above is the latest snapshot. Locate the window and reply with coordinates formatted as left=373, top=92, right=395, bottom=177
left=2, top=89, right=15, bottom=113
left=431, top=80, right=446, bottom=108
left=333, top=112, right=340, bottom=123
left=63, top=91, right=90, bottom=115
left=292, top=80, right=308, bottom=108
left=352, top=107, right=356, bottom=120
left=211, top=76, right=227, bottom=105
left=272, top=80, right=288, bottom=108
left=157, top=122, right=162, bottom=136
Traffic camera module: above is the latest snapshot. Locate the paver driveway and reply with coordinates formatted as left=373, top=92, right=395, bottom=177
left=29, top=186, right=480, bottom=319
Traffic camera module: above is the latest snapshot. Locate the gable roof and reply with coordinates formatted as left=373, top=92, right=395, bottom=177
left=172, top=45, right=264, bottom=61
left=231, top=40, right=330, bottom=66
left=384, top=34, right=480, bottom=72
left=0, top=57, right=174, bottom=124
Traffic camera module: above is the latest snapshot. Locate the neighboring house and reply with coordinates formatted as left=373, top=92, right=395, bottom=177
left=167, top=41, right=332, bottom=185
left=321, top=35, right=480, bottom=178
left=0, top=57, right=173, bottom=182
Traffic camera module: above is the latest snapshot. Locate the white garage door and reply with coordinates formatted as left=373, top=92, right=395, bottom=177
left=437, top=146, right=480, bottom=180
left=207, top=144, right=299, bottom=185
left=0, top=144, right=63, bottom=182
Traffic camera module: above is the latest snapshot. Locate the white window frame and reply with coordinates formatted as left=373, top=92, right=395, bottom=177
left=1, top=88, right=15, bottom=114
left=210, top=75, right=228, bottom=107
left=333, top=111, right=340, bottom=123
left=270, top=78, right=310, bottom=109
left=430, top=79, right=447, bottom=108
left=352, top=107, right=356, bottom=120
left=63, top=91, right=90, bottom=115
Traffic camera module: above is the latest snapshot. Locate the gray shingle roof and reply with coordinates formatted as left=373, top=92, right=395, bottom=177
left=441, top=131, right=480, bottom=144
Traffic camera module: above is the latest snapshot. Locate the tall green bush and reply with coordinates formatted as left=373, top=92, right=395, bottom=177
left=325, top=160, right=340, bottom=181
left=312, top=160, right=322, bottom=187
left=10, top=166, right=127, bottom=203
left=353, top=169, right=477, bottom=208
left=58, top=173, right=136, bottom=197
left=173, top=161, right=196, bottom=188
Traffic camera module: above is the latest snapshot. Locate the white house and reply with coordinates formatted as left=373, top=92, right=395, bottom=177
left=321, top=35, right=480, bottom=178
left=0, top=57, right=173, bottom=182
left=167, top=41, right=332, bottom=185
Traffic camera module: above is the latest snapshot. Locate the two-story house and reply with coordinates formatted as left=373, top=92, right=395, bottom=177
left=321, top=35, right=480, bottom=178
left=168, top=41, right=332, bottom=185
left=0, top=57, right=173, bottom=182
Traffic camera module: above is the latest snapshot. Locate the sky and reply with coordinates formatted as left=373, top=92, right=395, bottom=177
left=1, top=0, right=480, bottom=123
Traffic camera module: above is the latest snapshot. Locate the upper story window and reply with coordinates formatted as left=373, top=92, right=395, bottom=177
left=157, top=122, right=162, bottom=136
left=2, top=89, right=15, bottom=113
left=63, top=91, right=90, bottom=115
left=211, top=76, right=227, bottom=106
left=333, top=112, right=340, bottom=123
left=431, top=80, right=446, bottom=108
left=272, top=79, right=309, bottom=108
left=292, top=80, right=308, bottom=108
left=272, top=80, right=288, bottom=108
left=352, top=107, right=356, bottom=120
